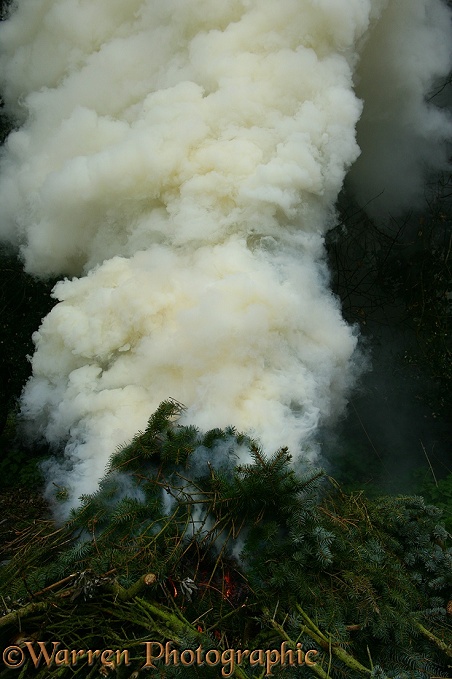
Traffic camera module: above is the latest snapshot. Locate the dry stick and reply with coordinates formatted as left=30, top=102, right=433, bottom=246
left=350, top=400, right=392, bottom=480
left=190, top=606, right=214, bottom=627
left=33, top=568, right=117, bottom=599
left=415, top=622, right=452, bottom=658
left=0, top=567, right=122, bottom=629
left=0, top=601, right=49, bottom=629
left=32, top=573, right=79, bottom=598
left=206, top=525, right=234, bottom=591
left=420, top=439, right=438, bottom=487
left=205, top=603, right=247, bottom=634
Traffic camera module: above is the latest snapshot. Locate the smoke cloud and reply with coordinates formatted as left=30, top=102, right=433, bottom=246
left=349, top=0, right=452, bottom=217
left=0, top=0, right=450, bottom=513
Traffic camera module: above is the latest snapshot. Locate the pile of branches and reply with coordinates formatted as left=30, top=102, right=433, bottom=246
left=0, top=400, right=451, bottom=678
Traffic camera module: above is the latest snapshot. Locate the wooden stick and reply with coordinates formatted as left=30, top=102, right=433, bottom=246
left=107, top=573, right=157, bottom=601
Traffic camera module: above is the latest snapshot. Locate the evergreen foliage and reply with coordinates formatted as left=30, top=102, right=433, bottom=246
left=415, top=471, right=452, bottom=535
left=0, top=402, right=451, bottom=678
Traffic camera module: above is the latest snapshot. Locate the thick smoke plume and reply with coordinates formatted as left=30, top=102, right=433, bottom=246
left=0, top=0, right=450, bottom=512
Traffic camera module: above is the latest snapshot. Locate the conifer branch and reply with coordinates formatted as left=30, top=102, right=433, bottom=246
left=0, top=601, right=49, bottom=629
left=0, top=404, right=450, bottom=678
left=294, top=606, right=382, bottom=677
left=107, top=573, right=157, bottom=601
left=415, top=621, right=452, bottom=657
left=271, top=616, right=370, bottom=679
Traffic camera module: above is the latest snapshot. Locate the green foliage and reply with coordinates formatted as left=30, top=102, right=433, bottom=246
left=0, top=412, right=45, bottom=490
left=414, top=470, right=452, bottom=535
left=0, top=445, right=44, bottom=489
left=0, top=403, right=451, bottom=679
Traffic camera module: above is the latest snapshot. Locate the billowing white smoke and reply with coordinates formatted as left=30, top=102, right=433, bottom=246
left=0, top=0, right=450, bottom=512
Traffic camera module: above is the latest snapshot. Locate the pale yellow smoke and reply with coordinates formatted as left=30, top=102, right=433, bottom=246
left=0, top=0, right=450, bottom=511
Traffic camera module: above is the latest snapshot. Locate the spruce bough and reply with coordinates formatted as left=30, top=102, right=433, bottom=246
left=0, top=400, right=450, bottom=677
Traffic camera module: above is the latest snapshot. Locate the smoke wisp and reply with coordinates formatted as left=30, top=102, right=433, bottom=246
left=0, top=0, right=450, bottom=513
